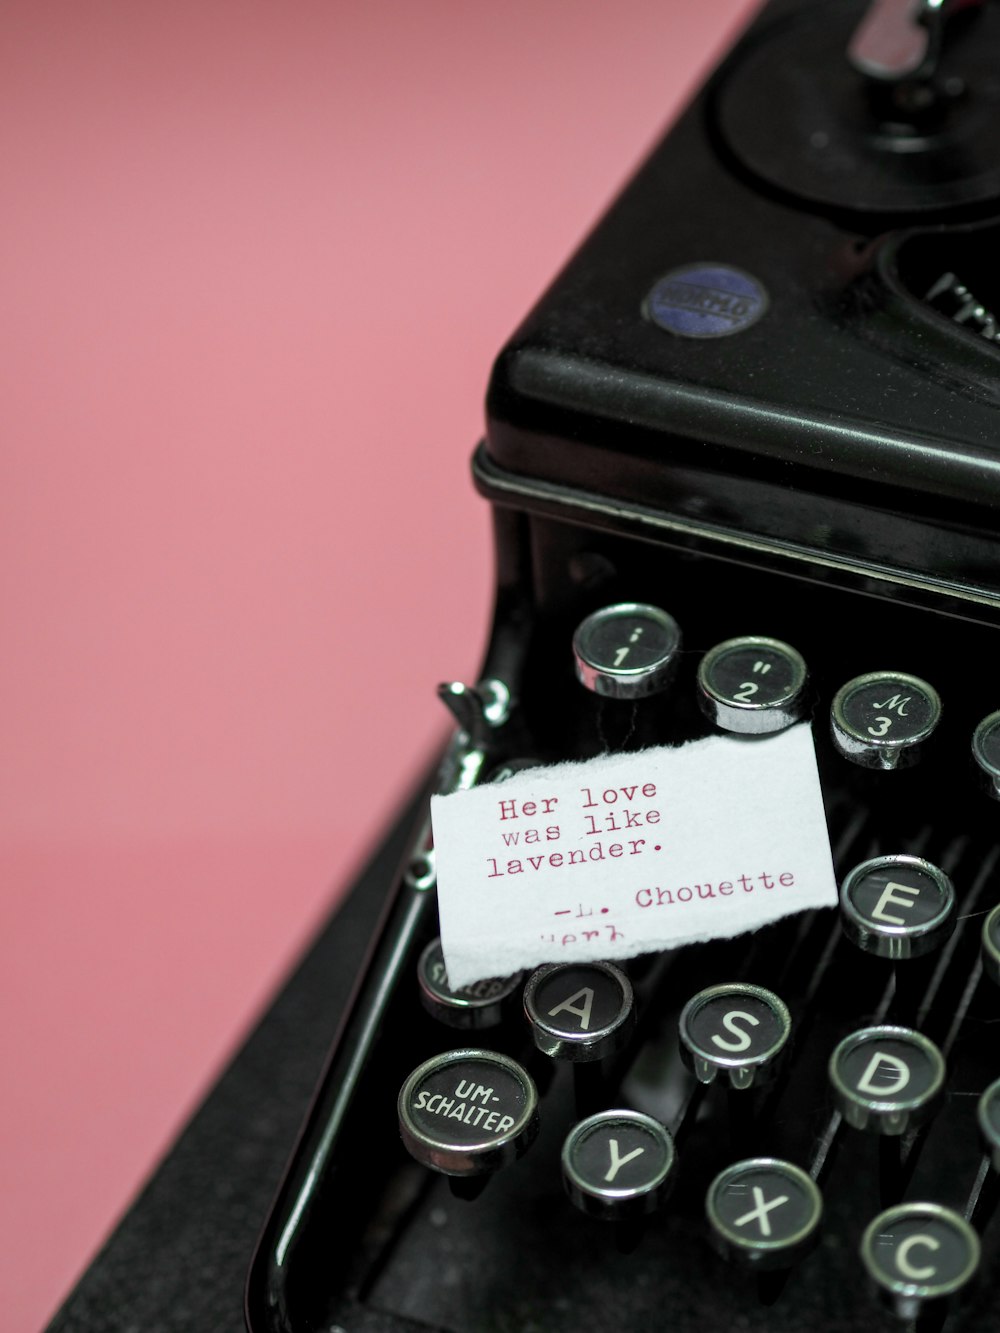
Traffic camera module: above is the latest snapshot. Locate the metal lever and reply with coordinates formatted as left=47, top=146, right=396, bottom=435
left=437, top=678, right=511, bottom=748
left=848, top=0, right=982, bottom=83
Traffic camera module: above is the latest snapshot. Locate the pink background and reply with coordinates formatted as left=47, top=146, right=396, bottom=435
left=1, top=3, right=757, bottom=1328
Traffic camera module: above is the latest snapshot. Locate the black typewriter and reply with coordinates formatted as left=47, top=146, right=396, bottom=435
left=245, top=1, right=1000, bottom=1329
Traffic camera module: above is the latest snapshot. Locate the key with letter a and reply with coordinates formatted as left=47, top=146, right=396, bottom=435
left=524, top=962, right=636, bottom=1116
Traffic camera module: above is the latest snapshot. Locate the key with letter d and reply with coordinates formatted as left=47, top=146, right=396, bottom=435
left=829, top=1025, right=945, bottom=1207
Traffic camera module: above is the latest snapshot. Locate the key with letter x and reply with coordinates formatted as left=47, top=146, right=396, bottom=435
left=707, top=1158, right=823, bottom=1274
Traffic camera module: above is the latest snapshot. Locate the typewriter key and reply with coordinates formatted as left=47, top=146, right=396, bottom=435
left=981, top=904, right=1000, bottom=987
left=417, top=938, right=522, bottom=1030
left=860, top=1203, right=980, bottom=1322
left=572, top=603, right=681, bottom=699
left=829, top=1026, right=945, bottom=1135
left=696, top=635, right=808, bottom=735
left=972, top=711, right=1000, bottom=799
left=523, top=962, right=635, bottom=1062
left=561, top=1109, right=676, bottom=1221
left=706, top=1158, right=822, bottom=1271
left=840, top=855, right=956, bottom=961
left=678, top=982, right=791, bottom=1090
left=830, top=671, right=941, bottom=769
left=977, top=1079, right=1000, bottom=1172
left=398, top=1049, right=538, bottom=1178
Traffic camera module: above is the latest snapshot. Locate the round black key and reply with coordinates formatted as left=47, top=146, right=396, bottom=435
left=417, top=938, right=523, bottom=1030
left=831, top=671, right=941, bottom=770
left=678, top=983, right=791, bottom=1090
left=840, top=855, right=956, bottom=961
left=572, top=603, right=682, bottom=699
left=706, top=1158, right=823, bottom=1270
left=398, top=1049, right=538, bottom=1177
left=981, top=904, right=1000, bottom=987
left=523, top=962, right=635, bottom=1061
left=977, top=1078, right=1000, bottom=1171
left=561, top=1110, right=676, bottom=1221
left=972, top=712, right=1000, bottom=799
left=860, top=1203, right=980, bottom=1321
left=697, top=635, right=808, bottom=735
left=829, top=1026, right=945, bottom=1136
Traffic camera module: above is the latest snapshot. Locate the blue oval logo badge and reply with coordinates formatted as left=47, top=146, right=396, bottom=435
left=645, top=263, right=768, bottom=339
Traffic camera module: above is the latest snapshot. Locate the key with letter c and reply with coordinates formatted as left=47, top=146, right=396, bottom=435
left=860, top=1203, right=980, bottom=1322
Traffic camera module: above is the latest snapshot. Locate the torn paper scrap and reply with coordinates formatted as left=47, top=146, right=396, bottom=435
left=432, top=724, right=836, bottom=988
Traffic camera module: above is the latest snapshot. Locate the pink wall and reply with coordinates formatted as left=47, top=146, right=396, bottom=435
left=1, top=3, right=758, bottom=1327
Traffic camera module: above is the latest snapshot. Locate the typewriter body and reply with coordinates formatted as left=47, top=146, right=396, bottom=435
left=246, top=1, right=1000, bottom=1329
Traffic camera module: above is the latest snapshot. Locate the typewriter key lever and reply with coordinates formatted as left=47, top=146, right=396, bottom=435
left=398, top=1049, right=539, bottom=1194
left=561, top=1110, right=676, bottom=1225
left=981, top=904, right=1000, bottom=985
left=839, top=855, right=956, bottom=961
left=829, top=1026, right=946, bottom=1137
left=697, top=636, right=809, bottom=736
left=572, top=603, right=681, bottom=700
left=831, top=672, right=941, bottom=770
left=716, top=0, right=1000, bottom=215
left=860, top=1203, right=980, bottom=1323
left=706, top=1159, right=823, bottom=1275
left=524, top=962, right=635, bottom=1115
left=848, top=0, right=983, bottom=86
left=978, top=1079, right=1000, bottom=1171
left=972, top=712, right=1000, bottom=799
left=437, top=677, right=511, bottom=750
left=679, top=983, right=792, bottom=1092
left=830, top=1025, right=945, bottom=1207
left=417, top=938, right=523, bottom=1031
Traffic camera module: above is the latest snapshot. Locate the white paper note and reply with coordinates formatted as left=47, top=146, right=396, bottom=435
left=432, top=724, right=837, bottom=988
